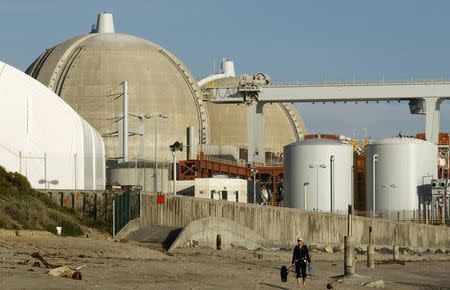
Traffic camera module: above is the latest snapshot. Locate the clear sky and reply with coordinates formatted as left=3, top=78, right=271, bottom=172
left=1, top=0, right=449, bottom=139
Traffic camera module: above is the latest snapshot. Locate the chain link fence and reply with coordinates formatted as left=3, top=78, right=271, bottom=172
left=113, top=189, right=141, bottom=236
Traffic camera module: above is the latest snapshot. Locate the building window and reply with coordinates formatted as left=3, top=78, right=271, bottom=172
left=235, top=191, right=239, bottom=202
left=222, top=191, right=228, bottom=200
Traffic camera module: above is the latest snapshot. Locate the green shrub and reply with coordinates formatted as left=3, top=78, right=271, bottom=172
left=0, top=167, right=85, bottom=236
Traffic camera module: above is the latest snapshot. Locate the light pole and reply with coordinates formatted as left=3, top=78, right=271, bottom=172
left=38, top=179, right=59, bottom=189
left=330, top=155, right=335, bottom=213
left=303, top=182, right=310, bottom=210
left=372, top=154, right=379, bottom=217
left=381, top=184, right=396, bottom=220
left=145, top=113, right=168, bottom=193
left=309, top=163, right=327, bottom=211
left=251, top=168, right=258, bottom=204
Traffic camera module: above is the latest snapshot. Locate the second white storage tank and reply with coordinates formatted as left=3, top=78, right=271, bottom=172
left=365, top=137, right=437, bottom=217
left=283, top=139, right=353, bottom=212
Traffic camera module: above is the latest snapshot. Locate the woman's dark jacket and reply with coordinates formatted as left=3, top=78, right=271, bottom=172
left=292, top=244, right=311, bottom=264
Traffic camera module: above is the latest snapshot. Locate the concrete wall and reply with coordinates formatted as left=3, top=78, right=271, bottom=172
left=169, top=217, right=265, bottom=252
left=141, top=194, right=450, bottom=250
left=42, top=190, right=116, bottom=224
left=115, top=218, right=140, bottom=240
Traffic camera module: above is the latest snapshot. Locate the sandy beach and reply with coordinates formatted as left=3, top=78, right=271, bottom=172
left=0, top=229, right=449, bottom=290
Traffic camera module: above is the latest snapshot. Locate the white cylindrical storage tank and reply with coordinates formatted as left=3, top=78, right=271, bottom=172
left=284, top=139, right=353, bottom=212
left=365, top=137, right=437, bottom=218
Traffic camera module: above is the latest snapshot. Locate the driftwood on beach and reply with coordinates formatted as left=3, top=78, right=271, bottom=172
left=24, top=252, right=82, bottom=280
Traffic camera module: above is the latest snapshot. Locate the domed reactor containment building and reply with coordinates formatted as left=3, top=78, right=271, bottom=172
left=26, top=12, right=306, bottom=192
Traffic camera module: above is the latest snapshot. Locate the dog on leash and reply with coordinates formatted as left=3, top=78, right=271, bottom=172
left=280, top=265, right=289, bottom=282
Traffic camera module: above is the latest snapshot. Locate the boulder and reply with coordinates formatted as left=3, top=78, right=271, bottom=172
left=361, top=280, right=385, bottom=288
left=323, top=245, right=333, bottom=253
left=355, top=247, right=366, bottom=255
left=375, top=247, right=392, bottom=254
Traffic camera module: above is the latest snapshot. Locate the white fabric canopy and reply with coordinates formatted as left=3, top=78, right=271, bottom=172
left=0, top=60, right=105, bottom=190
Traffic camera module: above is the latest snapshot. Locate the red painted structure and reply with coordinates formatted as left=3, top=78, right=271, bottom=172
left=416, top=133, right=449, bottom=179
left=178, top=152, right=284, bottom=205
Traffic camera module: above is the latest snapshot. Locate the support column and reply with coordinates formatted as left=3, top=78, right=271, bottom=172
left=344, top=236, right=355, bottom=276
left=255, top=102, right=265, bottom=164
left=425, top=97, right=441, bottom=145
left=367, top=226, right=374, bottom=268
left=393, top=229, right=399, bottom=260
left=247, top=102, right=256, bottom=165
left=345, top=204, right=355, bottom=275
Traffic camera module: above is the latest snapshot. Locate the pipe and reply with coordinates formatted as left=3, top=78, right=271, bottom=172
left=187, top=126, right=195, bottom=160
left=330, top=155, right=334, bottom=213
left=446, top=139, right=449, bottom=224
left=172, top=152, right=177, bottom=195
left=372, top=154, right=378, bottom=217
left=303, top=183, right=309, bottom=210
left=44, top=153, right=47, bottom=189
left=74, top=153, right=77, bottom=190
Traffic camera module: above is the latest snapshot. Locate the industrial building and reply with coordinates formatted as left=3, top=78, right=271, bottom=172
left=194, top=177, right=248, bottom=203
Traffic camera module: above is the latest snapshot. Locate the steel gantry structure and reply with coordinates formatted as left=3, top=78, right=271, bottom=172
left=205, top=74, right=450, bottom=164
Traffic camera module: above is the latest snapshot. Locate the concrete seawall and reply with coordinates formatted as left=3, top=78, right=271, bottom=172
left=141, top=194, right=450, bottom=250
left=41, top=189, right=116, bottom=224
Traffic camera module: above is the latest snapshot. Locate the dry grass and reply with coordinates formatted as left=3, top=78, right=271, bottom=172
left=0, top=166, right=83, bottom=236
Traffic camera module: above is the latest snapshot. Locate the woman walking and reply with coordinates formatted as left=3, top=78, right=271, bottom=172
left=291, top=237, right=311, bottom=287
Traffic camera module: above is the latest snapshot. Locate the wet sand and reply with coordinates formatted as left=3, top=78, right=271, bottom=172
left=0, top=229, right=449, bottom=289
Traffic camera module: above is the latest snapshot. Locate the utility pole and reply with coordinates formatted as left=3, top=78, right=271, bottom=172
left=122, top=81, right=128, bottom=162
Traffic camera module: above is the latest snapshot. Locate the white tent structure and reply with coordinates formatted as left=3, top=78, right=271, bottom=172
left=0, top=61, right=105, bottom=190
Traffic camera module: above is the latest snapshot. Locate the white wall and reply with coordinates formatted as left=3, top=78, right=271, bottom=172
left=194, top=178, right=248, bottom=203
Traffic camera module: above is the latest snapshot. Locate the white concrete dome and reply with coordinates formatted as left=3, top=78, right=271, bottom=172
left=26, top=14, right=207, bottom=162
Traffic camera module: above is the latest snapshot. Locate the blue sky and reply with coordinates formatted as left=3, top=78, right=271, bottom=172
left=1, top=0, right=449, bottom=139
